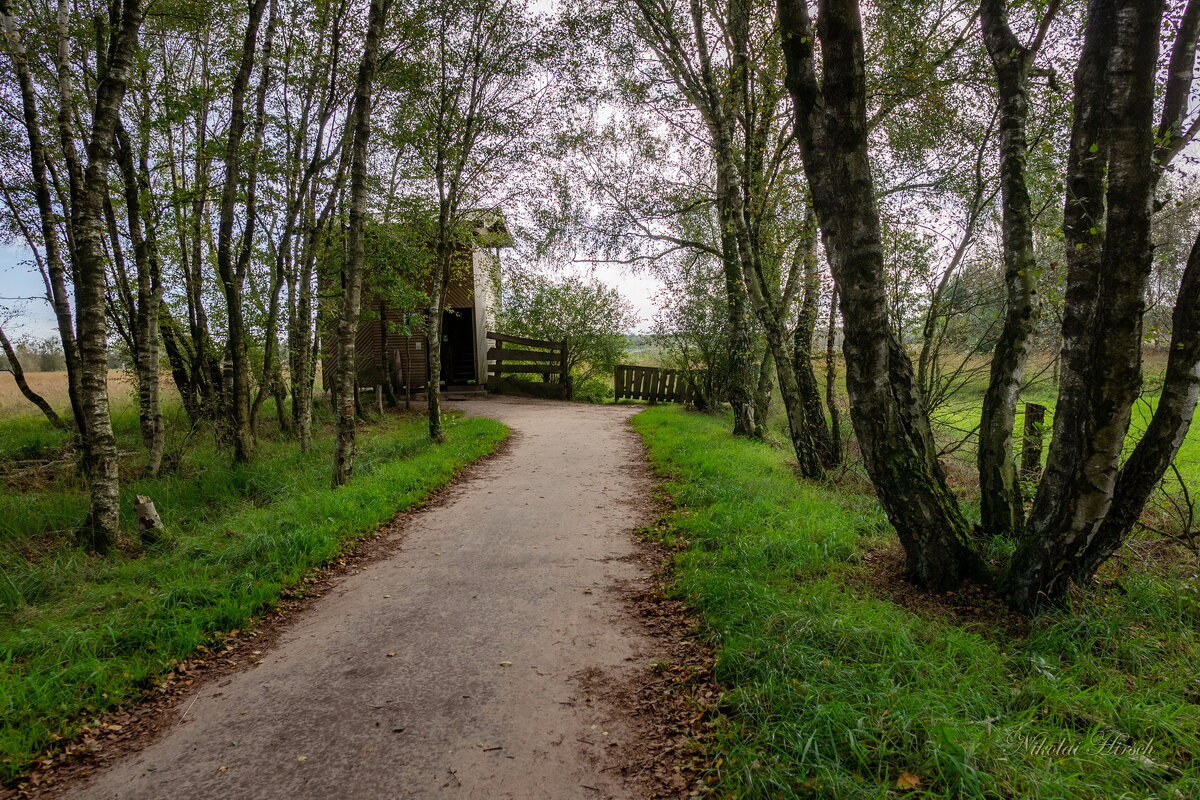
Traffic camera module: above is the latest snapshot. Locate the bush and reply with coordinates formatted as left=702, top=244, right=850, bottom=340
left=496, top=273, right=637, bottom=398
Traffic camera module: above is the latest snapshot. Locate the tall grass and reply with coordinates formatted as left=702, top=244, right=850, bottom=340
left=0, top=411, right=507, bottom=781
left=633, top=406, right=1200, bottom=799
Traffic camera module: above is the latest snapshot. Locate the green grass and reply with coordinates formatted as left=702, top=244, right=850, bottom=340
left=0, top=411, right=507, bottom=781
left=923, top=368, right=1200, bottom=489
left=633, top=405, right=1200, bottom=799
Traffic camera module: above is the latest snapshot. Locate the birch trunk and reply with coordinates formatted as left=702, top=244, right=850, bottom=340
left=1007, top=0, right=1164, bottom=608
left=71, top=0, right=144, bottom=551
left=976, top=0, right=1051, bottom=537
left=333, top=0, right=389, bottom=485
left=214, top=0, right=268, bottom=463
left=778, top=0, right=981, bottom=588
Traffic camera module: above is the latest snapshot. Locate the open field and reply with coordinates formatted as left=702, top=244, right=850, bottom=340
left=754, top=352, right=1200, bottom=498
left=634, top=405, right=1200, bottom=799
left=0, top=371, right=144, bottom=420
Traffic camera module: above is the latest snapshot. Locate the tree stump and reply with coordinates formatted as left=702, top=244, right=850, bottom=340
left=135, top=495, right=165, bottom=546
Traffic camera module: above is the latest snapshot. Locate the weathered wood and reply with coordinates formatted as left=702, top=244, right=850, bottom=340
left=485, top=332, right=569, bottom=396
left=487, top=347, right=562, bottom=362
left=134, top=494, right=165, bottom=546
left=489, top=364, right=560, bottom=374
left=487, top=331, right=563, bottom=350
left=1020, top=402, right=1046, bottom=479
left=613, top=364, right=695, bottom=404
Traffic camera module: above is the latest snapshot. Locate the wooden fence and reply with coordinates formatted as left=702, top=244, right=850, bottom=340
left=614, top=364, right=694, bottom=404
left=486, top=332, right=570, bottom=399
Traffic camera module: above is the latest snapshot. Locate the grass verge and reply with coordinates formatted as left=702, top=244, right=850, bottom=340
left=0, top=412, right=507, bottom=781
left=632, top=405, right=1200, bottom=800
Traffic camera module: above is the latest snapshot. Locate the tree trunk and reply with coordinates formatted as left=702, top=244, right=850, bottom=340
left=719, top=198, right=758, bottom=438
left=1074, top=227, right=1200, bottom=581
left=769, top=326, right=824, bottom=478
left=134, top=494, right=164, bottom=546
left=793, top=231, right=834, bottom=465
left=333, top=0, right=389, bottom=485
left=114, top=122, right=165, bottom=476
left=214, top=0, right=268, bottom=464
left=778, top=0, right=981, bottom=588
left=977, top=0, right=1044, bottom=538
left=824, top=288, right=842, bottom=467
left=176, top=30, right=223, bottom=425
left=753, top=348, right=774, bottom=431
left=290, top=206, right=322, bottom=452
left=72, top=0, right=144, bottom=552
left=1007, top=0, right=1164, bottom=608
left=0, top=325, right=66, bottom=428
left=426, top=273, right=446, bottom=443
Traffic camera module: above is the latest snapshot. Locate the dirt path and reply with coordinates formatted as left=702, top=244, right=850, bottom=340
left=70, top=398, right=664, bottom=800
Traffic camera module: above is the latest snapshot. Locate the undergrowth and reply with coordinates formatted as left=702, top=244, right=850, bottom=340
left=633, top=405, right=1200, bottom=800
left=0, top=411, right=507, bottom=781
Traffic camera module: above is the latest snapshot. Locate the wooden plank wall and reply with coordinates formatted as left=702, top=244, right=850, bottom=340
left=613, top=364, right=694, bottom=404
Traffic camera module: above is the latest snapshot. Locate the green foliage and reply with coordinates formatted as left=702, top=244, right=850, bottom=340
left=0, top=336, right=66, bottom=372
left=0, top=413, right=507, bottom=780
left=570, top=375, right=612, bottom=404
left=496, top=272, right=637, bottom=390
left=360, top=211, right=439, bottom=332
left=633, top=406, right=1200, bottom=799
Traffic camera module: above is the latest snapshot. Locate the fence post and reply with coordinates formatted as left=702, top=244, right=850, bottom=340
left=560, top=343, right=571, bottom=399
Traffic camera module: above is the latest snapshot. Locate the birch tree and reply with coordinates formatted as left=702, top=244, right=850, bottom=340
left=1, top=0, right=145, bottom=551
left=777, top=0, right=1200, bottom=608
left=332, top=0, right=391, bottom=485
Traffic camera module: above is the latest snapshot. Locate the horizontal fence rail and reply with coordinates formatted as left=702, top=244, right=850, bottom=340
left=486, top=331, right=569, bottom=399
left=614, top=364, right=694, bottom=404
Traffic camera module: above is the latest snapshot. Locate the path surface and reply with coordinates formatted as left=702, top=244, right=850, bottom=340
left=72, top=398, right=660, bottom=800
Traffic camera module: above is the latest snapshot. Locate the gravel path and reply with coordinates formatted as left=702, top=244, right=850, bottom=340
left=71, top=398, right=660, bottom=800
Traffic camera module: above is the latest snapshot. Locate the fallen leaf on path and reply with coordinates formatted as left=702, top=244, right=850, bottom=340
left=387, top=652, right=396, bottom=657
left=217, top=766, right=229, bottom=773
left=498, top=661, right=512, bottom=667
left=296, top=755, right=307, bottom=762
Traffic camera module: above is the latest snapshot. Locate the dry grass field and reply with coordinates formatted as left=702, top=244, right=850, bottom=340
left=0, top=370, right=139, bottom=419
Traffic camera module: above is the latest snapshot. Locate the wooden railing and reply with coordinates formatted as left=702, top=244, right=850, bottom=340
left=486, top=332, right=569, bottom=399
left=614, top=364, right=694, bottom=404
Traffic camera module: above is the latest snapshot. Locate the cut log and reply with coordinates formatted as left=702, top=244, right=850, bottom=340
left=134, top=494, right=165, bottom=546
